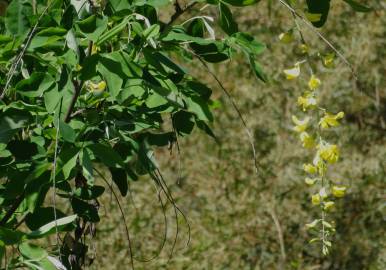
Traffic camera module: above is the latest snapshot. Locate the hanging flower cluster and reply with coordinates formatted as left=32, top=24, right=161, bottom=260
left=281, top=31, right=347, bottom=255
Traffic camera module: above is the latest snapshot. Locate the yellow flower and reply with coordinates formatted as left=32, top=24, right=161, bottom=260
left=305, top=219, right=320, bottom=229
left=308, top=75, right=321, bottom=90
left=300, top=132, right=316, bottom=148
left=323, top=53, right=335, bottom=68
left=319, top=187, right=328, bottom=198
left=292, top=115, right=310, bottom=133
left=91, top=44, right=100, bottom=55
left=319, top=112, right=345, bottom=129
left=318, top=143, right=339, bottom=164
left=297, top=92, right=317, bottom=111
left=331, top=185, right=347, bottom=198
left=324, top=201, right=335, bottom=211
left=283, top=64, right=300, bottom=80
left=305, top=177, right=317, bottom=185
left=86, top=80, right=107, bottom=96
left=279, top=31, right=294, bottom=43
left=75, top=64, right=82, bottom=71
left=311, top=194, right=321, bottom=205
left=299, top=44, right=309, bottom=54
left=312, top=154, right=326, bottom=176
left=303, top=163, right=317, bottom=174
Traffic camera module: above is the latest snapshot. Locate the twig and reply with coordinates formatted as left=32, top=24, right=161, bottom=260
left=0, top=194, right=24, bottom=226
left=194, top=54, right=260, bottom=177
left=64, top=40, right=93, bottom=123
left=51, top=99, right=63, bottom=250
left=95, top=168, right=135, bottom=270
left=163, top=1, right=198, bottom=30
left=267, top=207, right=286, bottom=270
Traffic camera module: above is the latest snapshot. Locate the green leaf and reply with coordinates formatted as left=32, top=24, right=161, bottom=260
left=173, top=111, right=195, bottom=136
left=97, top=55, right=124, bottom=97
left=81, top=148, right=94, bottom=185
left=59, top=121, right=76, bottom=143
left=76, top=15, right=108, bottom=42
left=143, top=24, right=160, bottom=40
left=133, top=0, right=170, bottom=7
left=25, top=207, right=66, bottom=231
left=0, top=110, right=31, bottom=144
left=231, top=32, right=265, bottom=55
left=192, top=42, right=231, bottom=63
left=343, top=0, right=372, bottom=12
left=19, top=242, right=47, bottom=260
left=222, top=0, right=260, bottom=6
left=306, top=0, right=331, bottom=28
left=27, top=215, right=77, bottom=239
left=60, top=147, right=79, bottom=179
left=249, top=56, right=267, bottom=83
left=0, top=227, right=24, bottom=245
left=15, top=72, right=46, bottom=97
left=219, top=3, right=238, bottom=35
left=74, top=186, right=105, bottom=200
left=87, top=143, right=124, bottom=168
left=71, top=198, right=99, bottom=222
left=4, top=0, right=32, bottom=37
left=96, top=16, right=131, bottom=45
left=186, top=96, right=213, bottom=122
left=110, top=168, right=128, bottom=196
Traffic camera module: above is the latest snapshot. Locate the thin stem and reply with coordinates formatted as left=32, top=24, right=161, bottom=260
left=64, top=39, right=92, bottom=123
left=278, top=0, right=357, bottom=80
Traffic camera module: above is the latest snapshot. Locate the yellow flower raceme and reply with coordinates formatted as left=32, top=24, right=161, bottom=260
left=319, top=111, right=344, bottom=129
left=332, top=185, right=347, bottom=198
left=304, top=163, right=317, bottom=174
left=308, top=75, right=321, bottom=90
left=292, top=115, right=310, bottom=133
left=297, top=91, right=317, bottom=111
left=311, top=194, right=321, bottom=205
left=283, top=64, right=300, bottom=80
left=318, top=143, right=339, bottom=164
left=300, top=132, right=316, bottom=148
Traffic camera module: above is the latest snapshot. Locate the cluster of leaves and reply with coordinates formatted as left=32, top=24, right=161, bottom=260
left=0, top=0, right=268, bottom=269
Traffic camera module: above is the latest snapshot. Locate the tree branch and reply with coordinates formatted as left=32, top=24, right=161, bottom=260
left=0, top=194, right=24, bottom=226
left=64, top=41, right=93, bottom=123
left=163, top=1, right=198, bottom=31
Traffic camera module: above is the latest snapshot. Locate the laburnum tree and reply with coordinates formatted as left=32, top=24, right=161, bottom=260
left=0, top=0, right=372, bottom=269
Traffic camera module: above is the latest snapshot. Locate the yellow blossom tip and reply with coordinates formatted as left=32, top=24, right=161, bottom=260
left=304, top=164, right=317, bottom=174
left=308, top=75, right=321, bottom=90
left=278, top=31, right=294, bottom=43
left=283, top=64, right=300, bottom=80
left=332, top=185, right=347, bottom=198
left=311, top=194, right=321, bottom=205
left=324, top=201, right=335, bottom=211
left=305, top=177, right=317, bottom=185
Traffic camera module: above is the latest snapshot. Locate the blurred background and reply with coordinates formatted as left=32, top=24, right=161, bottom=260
left=92, top=1, right=385, bottom=269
